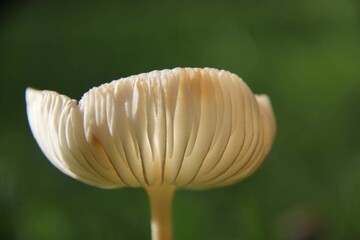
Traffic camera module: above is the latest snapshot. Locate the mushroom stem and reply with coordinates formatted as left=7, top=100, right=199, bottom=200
left=146, top=185, right=176, bottom=240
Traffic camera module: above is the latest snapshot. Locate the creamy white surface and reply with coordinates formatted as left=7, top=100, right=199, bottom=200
left=26, top=68, right=275, bottom=189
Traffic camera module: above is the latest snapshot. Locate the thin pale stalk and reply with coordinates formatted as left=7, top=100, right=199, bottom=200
left=146, top=185, right=175, bottom=240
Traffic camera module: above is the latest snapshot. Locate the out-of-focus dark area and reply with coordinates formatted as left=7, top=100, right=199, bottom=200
left=1, top=0, right=360, bottom=239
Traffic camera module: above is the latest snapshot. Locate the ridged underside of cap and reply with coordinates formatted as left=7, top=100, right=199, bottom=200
left=26, top=68, right=275, bottom=189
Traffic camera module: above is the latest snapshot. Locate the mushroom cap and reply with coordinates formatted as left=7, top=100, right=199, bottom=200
left=26, top=68, right=275, bottom=189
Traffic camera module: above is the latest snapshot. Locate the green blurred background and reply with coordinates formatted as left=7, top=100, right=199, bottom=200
left=1, top=0, right=360, bottom=239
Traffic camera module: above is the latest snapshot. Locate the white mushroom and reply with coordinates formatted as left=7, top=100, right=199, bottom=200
left=26, top=68, right=276, bottom=240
